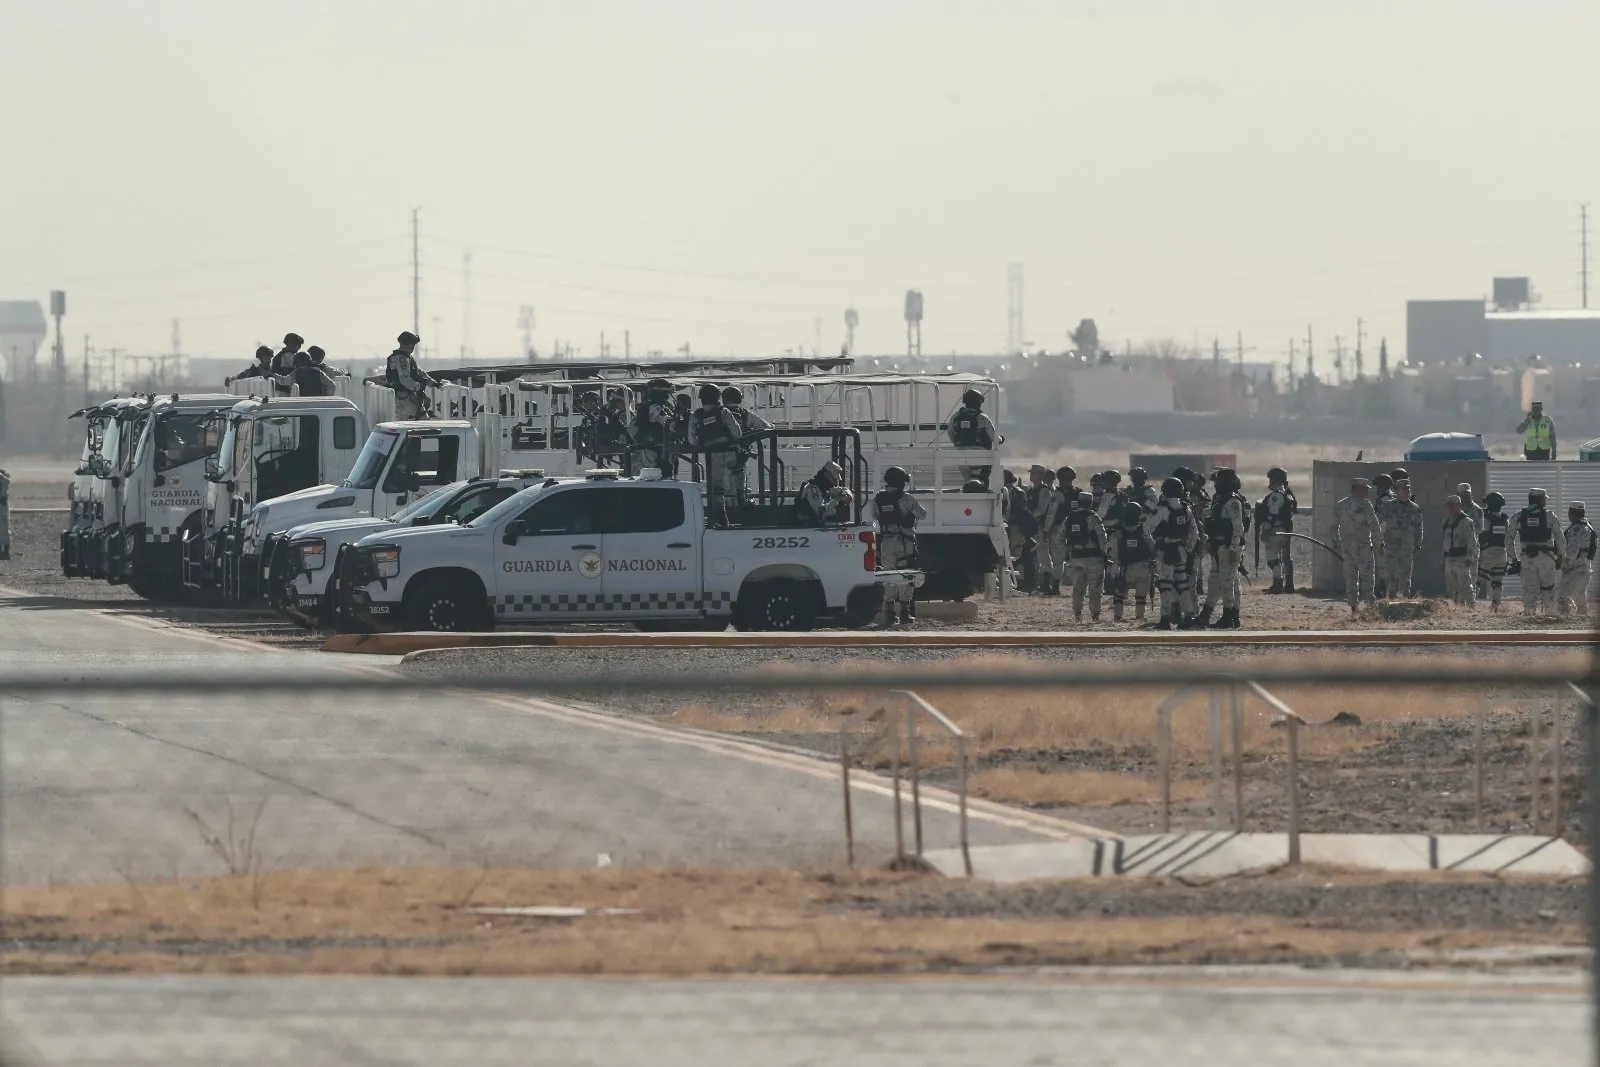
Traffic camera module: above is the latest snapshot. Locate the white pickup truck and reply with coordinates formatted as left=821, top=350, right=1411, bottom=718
left=269, top=471, right=547, bottom=626
left=341, top=468, right=907, bottom=632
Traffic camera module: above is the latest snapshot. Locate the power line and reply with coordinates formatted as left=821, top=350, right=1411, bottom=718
left=0, top=235, right=408, bottom=289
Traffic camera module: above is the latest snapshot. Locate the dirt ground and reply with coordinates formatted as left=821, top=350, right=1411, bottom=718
left=0, top=865, right=1583, bottom=977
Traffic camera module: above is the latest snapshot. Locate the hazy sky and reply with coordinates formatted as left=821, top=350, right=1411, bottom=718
left=2, top=0, right=1596, bottom=375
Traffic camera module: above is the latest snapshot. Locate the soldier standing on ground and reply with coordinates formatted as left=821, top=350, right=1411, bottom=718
left=386, top=332, right=439, bottom=420
left=1098, top=470, right=1125, bottom=600
left=1559, top=501, right=1595, bottom=617
left=1379, top=480, right=1424, bottom=598
left=1029, top=465, right=1060, bottom=596
left=1517, top=401, right=1557, bottom=461
left=1331, top=477, right=1381, bottom=614
left=1062, top=492, right=1107, bottom=623
left=1110, top=491, right=1154, bottom=622
left=1477, top=492, right=1512, bottom=612
left=1128, top=465, right=1160, bottom=605
left=1369, top=474, right=1395, bottom=598
left=1511, top=488, right=1564, bottom=616
left=1199, top=467, right=1247, bottom=629
left=1259, top=466, right=1298, bottom=594
left=1002, top=469, right=1030, bottom=573
left=874, top=466, right=926, bottom=627
left=1145, top=476, right=1199, bottom=630
left=1440, top=495, right=1479, bottom=606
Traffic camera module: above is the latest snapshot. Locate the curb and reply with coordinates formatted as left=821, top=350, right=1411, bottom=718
left=323, top=628, right=1594, bottom=656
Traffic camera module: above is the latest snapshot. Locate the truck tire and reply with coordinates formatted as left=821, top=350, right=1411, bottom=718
left=406, top=577, right=489, bottom=632
left=740, top=580, right=818, bottom=632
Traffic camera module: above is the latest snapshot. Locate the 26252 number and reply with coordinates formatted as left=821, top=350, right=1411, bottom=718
left=751, top=536, right=810, bottom=549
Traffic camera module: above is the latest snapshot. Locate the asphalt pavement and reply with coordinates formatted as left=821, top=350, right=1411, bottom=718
left=0, top=587, right=1067, bottom=884
left=2, top=971, right=1585, bottom=1066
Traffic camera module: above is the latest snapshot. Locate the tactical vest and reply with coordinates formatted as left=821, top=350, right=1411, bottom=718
left=1065, top=510, right=1102, bottom=557
left=1206, top=496, right=1233, bottom=548
left=1479, top=510, right=1509, bottom=549
left=1155, top=500, right=1191, bottom=546
left=1118, top=525, right=1153, bottom=564
left=1443, top=515, right=1470, bottom=556
left=950, top=408, right=984, bottom=447
left=1568, top=521, right=1596, bottom=560
left=794, top=480, right=824, bottom=522
left=875, top=489, right=915, bottom=535
left=694, top=405, right=732, bottom=445
left=1518, top=506, right=1554, bottom=550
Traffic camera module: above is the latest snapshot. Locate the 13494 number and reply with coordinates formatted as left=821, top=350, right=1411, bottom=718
left=751, top=535, right=810, bottom=549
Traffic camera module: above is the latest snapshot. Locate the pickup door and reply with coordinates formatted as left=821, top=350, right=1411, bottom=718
left=491, top=484, right=701, bottom=620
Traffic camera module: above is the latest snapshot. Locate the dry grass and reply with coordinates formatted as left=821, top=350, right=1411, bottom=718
left=970, top=768, right=1208, bottom=807
left=0, top=865, right=1578, bottom=978
left=667, top=651, right=1579, bottom=766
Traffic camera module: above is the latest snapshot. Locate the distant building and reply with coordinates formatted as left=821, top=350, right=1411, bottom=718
left=1407, top=286, right=1600, bottom=368
left=0, top=301, right=47, bottom=380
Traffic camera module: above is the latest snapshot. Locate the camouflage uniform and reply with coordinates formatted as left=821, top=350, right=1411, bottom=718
left=1145, top=495, right=1199, bottom=624
left=1031, top=474, right=1062, bottom=594
left=1331, top=491, right=1381, bottom=610
left=1260, top=484, right=1298, bottom=592
left=1061, top=501, right=1107, bottom=621
left=1511, top=502, right=1564, bottom=616
left=1378, top=495, right=1424, bottom=598
left=1202, top=493, right=1248, bottom=615
left=1477, top=506, right=1512, bottom=611
left=1440, top=511, right=1479, bottom=606
left=1559, top=515, right=1596, bottom=617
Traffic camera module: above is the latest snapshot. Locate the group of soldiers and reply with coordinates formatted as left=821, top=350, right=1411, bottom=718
left=1332, top=473, right=1596, bottom=616
left=1001, top=463, right=1293, bottom=629
left=227, top=331, right=355, bottom=398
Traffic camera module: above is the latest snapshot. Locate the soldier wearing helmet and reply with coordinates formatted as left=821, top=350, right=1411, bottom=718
left=1196, top=467, right=1247, bottom=628
left=688, top=383, right=745, bottom=523
left=1440, top=495, right=1479, bottom=605
left=1331, top=477, right=1381, bottom=614
left=1143, top=476, right=1199, bottom=628
left=796, top=460, right=852, bottom=526
left=1062, top=490, right=1108, bottom=622
left=385, top=330, right=439, bottom=419
left=1258, top=466, right=1298, bottom=594
left=946, top=388, right=999, bottom=489
left=629, top=378, right=677, bottom=477
left=1477, top=491, right=1512, bottom=610
left=226, top=345, right=275, bottom=387
left=1560, top=501, right=1596, bottom=616
left=1127, top=466, right=1157, bottom=516
left=1380, top=480, right=1424, bottom=599
left=717, top=384, right=770, bottom=506
left=1512, top=487, right=1565, bottom=616
left=875, top=466, right=926, bottom=627
left=269, top=332, right=306, bottom=396
left=1029, top=465, right=1062, bottom=595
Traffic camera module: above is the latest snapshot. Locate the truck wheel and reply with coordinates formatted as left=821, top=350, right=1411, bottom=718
left=741, top=580, right=818, bottom=632
left=406, top=578, right=487, bottom=632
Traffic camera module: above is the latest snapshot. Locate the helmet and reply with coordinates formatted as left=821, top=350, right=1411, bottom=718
left=1372, top=474, right=1393, bottom=491
left=1185, top=469, right=1206, bottom=488
left=1102, top=469, right=1122, bottom=487
left=820, top=460, right=843, bottom=483
left=721, top=385, right=744, bottom=405
left=292, top=350, right=312, bottom=367
left=1530, top=488, right=1548, bottom=504
left=962, top=389, right=984, bottom=408
left=1130, top=466, right=1147, bottom=484
left=674, top=393, right=691, bottom=408
left=1267, top=466, right=1288, bottom=485
left=1003, top=469, right=1017, bottom=485
left=1077, top=492, right=1093, bottom=508
left=1390, top=467, right=1408, bottom=482
left=284, top=332, right=304, bottom=347
left=1484, top=491, right=1505, bottom=510
left=1171, top=466, right=1193, bottom=482
left=1161, top=477, right=1184, bottom=499
left=1211, top=467, right=1239, bottom=494
left=1057, top=465, right=1077, bottom=484
left=1089, top=473, right=1105, bottom=488
left=397, top=331, right=419, bottom=346
left=698, top=383, right=722, bottom=404
left=307, top=345, right=325, bottom=362
left=254, top=345, right=272, bottom=360
left=646, top=377, right=672, bottom=390
left=883, top=465, right=910, bottom=488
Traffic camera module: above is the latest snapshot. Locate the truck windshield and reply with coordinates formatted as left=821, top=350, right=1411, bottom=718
left=390, top=481, right=468, bottom=523
left=155, top=413, right=223, bottom=472
left=99, top=418, right=123, bottom=476
left=345, top=430, right=400, bottom=490
left=466, top=485, right=544, bottom=529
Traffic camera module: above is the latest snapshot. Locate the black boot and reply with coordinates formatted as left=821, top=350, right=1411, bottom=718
left=1151, top=615, right=1173, bottom=630
left=1207, top=607, right=1232, bottom=629
left=1266, top=578, right=1284, bottom=594
left=1194, top=603, right=1215, bottom=627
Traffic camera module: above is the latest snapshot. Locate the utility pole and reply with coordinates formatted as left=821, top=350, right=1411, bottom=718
left=109, top=348, right=122, bottom=392
left=1212, top=337, right=1222, bottom=373
left=1306, top=325, right=1316, bottom=383
left=1582, top=203, right=1591, bottom=309
left=460, top=251, right=472, bottom=363
left=411, top=208, right=421, bottom=337
left=432, top=316, right=442, bottom=363
left=82, top=335, right=90, bottom=403
left=1288, top=338, right=1297, bottom=383
left=624, top=330, right=631, bottom=359
left=1354, top=317, right=1366, bottom=380
left=1331, top=335, right=1346, bottom=384
left=518, top=305, right=535, bottom=360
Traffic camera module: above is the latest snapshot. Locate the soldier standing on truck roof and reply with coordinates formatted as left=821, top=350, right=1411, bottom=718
left=946, top=389, right=998, bottom=490
left=688, top=383, right=744, bottom=525
left=721, top=385, right=771, bottom=508
left=270, top=332, right=305, bottom=397
left=386, top=331, right=440, bottom=420
left=631, top=378, right=676, bottom=477
left=226, top=346, right=275, bottom=386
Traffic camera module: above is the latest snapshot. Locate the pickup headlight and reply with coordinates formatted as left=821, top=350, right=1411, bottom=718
left=298, top=538, right=327, bottom=572
left=369, top=545, right=401, bottom=579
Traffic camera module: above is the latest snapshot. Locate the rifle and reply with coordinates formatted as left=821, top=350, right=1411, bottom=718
left=1272, top=530, right=1344, bottom=561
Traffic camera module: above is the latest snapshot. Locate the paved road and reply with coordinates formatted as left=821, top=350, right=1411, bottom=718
left=0, top=589, right=1064, bottom=884
left=2, top=972, right=1585, bottom=1066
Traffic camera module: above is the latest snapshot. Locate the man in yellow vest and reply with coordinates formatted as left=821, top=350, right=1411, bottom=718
left=1517, top=401, right=1556, bottom=461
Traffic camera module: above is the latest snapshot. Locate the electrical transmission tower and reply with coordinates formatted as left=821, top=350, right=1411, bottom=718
left=1006, top=263, right=1024, bottom=355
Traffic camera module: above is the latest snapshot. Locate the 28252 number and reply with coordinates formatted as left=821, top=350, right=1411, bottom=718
left=751, top=536, right=810, bottom=549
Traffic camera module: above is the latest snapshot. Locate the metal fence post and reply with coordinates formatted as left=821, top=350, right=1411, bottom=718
left=1158, top=705, right=1173, bottom=834
left=1286, top=715, right=1302, bottom=865
left=1230, top=682, right=1245, bottom=831
left=1584, top=694, right=1600, bottom=1067
left=1554, top=695, right=1565, bottom=836
left=1474, top=704, right=1485, bottom=834
left=956, top=733, right=973, bottom=877
left=839, top=713, right=855, bottom=868
left=907, top=694, right=924, bottom=859
left=1208, top=686, right=1225, bottom=831
left=1531, top=700, right=1544, bottom=836
left=888, top=701, right=905, bottom=864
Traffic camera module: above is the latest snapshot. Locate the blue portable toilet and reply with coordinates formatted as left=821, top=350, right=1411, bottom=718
left=1405, top=432, right=1490, bottom=462
left=1580, top=438, right=1600, bottom=461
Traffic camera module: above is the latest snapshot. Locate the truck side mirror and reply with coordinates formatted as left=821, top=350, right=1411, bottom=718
left=501, top=520, right=523, bottom=546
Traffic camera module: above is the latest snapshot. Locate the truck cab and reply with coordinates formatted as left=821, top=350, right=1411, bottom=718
left=270, top=469, right=545, bottom=626
left=104, top=393, right=236, bottom=600
left=74, top=397, right=149, bottom=581
left=61, top=403, right=112, bottom=576
left=184, top=395, right=367, bottom=604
